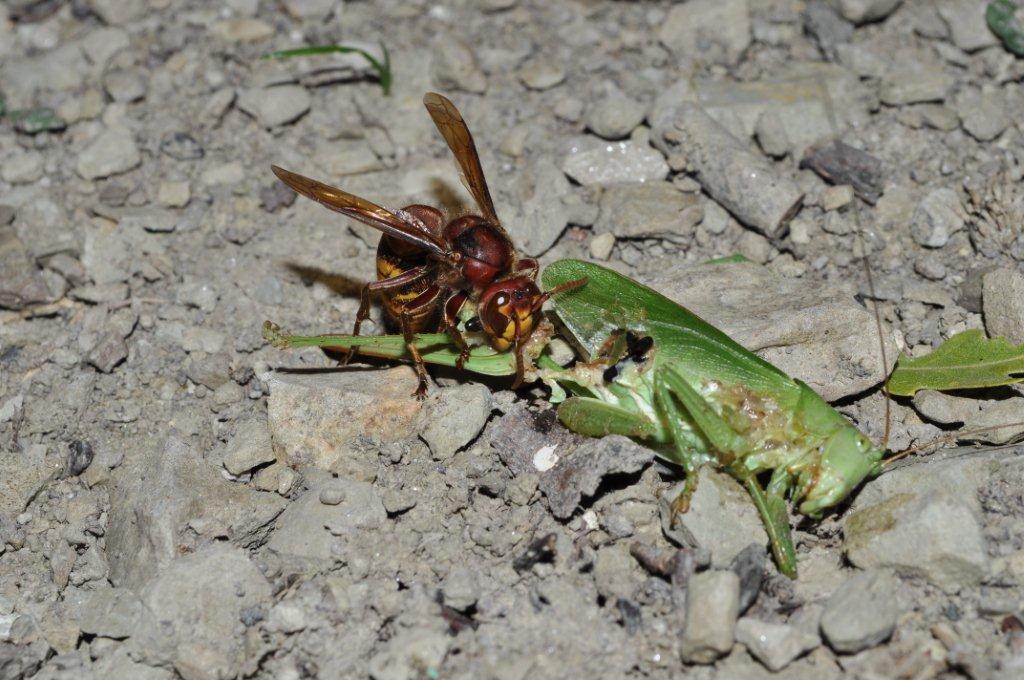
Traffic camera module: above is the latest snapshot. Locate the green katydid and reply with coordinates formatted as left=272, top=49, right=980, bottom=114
left=537, top=260, right=885, bottom=578
left=262, top=259, right=1017, bottom=578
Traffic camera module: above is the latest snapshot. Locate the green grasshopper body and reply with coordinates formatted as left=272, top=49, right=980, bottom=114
left=264, top=260, right=886, bottom=577
left=539, top=260, right=884, bottom=577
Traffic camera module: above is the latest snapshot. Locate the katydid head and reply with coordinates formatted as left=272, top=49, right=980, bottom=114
left=797, top=427, right=884, bottom=517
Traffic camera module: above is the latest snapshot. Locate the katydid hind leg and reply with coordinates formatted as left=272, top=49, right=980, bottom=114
left=656, top=365, right=747, bottom=460
left=654, top=365, right=797, bottom=575
left=653, top=373, right=707, bottom=517
left=668, top=472, right=699, bottom=516
left=740, top=473, right=798, bottom=578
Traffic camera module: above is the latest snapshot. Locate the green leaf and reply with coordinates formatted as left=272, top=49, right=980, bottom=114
left=988, top=0, right=1024, bottom=57
left=887, top=328, right=1024, bottom=396
left=263, top=42, right=392, bottom=95
left=541, top=260, right=796, bottom=400
left=262, top=321, right=515, bottom=376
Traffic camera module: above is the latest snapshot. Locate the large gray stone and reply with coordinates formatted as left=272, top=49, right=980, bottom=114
left=132, top=545, right=272, bottom=679
left=0, top=444, right=59, bottom=521
left=659, top=104, right=803, bottom=236
left=539, top=435, right=654, bottom=519
left=880, top=60, right=954, bottom=106
left=560, top=136, right=669, bottom=187
left=0, top=228, right=50, bottom=310
left=76, top=587, right=146, bottom=640
left=223, top=418, right=276, bottom=476
left=267, top=480, right=386, bottom=561
left=506, top=156, right=571, bottom=256
left=938, top=0, right=999, bottom=52
left=983, top=267, right=1024, bottom=344
left=913, top=390, right=1024, bottom=445
left=842, top=449, right=1011, bottom=591
left=265, top=367, right=423, bottom=479
left=419, top=383, right=492, bottom=459
left=103, top=436, right=285, bottom=590
left=659, top=0, right=751, bottom=66
left=594, top=182, right=702, bottom=243
left=661, top=467, right=767, bottom=569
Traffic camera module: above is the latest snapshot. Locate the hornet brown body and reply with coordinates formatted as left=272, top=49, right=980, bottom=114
left=272, top=92, right=584, bottom=398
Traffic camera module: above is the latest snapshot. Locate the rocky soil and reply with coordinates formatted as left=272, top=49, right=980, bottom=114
left=3, top=0, right=1024, bottom=678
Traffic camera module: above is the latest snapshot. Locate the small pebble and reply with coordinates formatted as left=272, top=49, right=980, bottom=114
left=821, top=185, right=854, bottom=212
left=910, top=187, right=965, bottom=249
left=983, top=268, right=1024, bottom=344
left=957, top=90, right=1009, bottom=142
left=202, top=162, right=246, bottom=187
left=589, top=232, right=615, bottom=260
left=736, top=617, right=820, bottom=672
left=237, top=86, right=311, bottom=129
left=211, top=18, right=274, bottom=42
left=1, top=150, right=44, bottom=184
left=518, top=58, right=566, bottom=90
left=586, top=86, right=646, bottom=140
left=553, top=96, right=584, bottom=122
left=820, top=569, right=899, bottom=653
left=680, top=570, right=740, bottom=663
left=157, top=181, right=191, bottom=208
left=76, top=128, right=142, bottom=180
left=319, top=485, right=346, bottom=506
left=431, top=38, right=487, bottom=94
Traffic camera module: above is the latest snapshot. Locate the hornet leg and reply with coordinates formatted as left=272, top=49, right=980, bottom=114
left=442, top=292, right=472, bottom=371
left=399, top=311, right=430, bottom=400
left=347, top=266, right=430, bottom=365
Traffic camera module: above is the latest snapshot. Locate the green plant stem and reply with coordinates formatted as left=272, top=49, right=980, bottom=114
left=263, top=42, right=392, bottom=94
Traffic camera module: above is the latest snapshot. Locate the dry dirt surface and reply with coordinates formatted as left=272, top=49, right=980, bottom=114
left=3, top=0, right=1024, bottom=678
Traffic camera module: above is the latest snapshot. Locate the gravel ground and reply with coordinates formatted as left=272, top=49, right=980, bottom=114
left=3, top=0, right=1024, bottom=678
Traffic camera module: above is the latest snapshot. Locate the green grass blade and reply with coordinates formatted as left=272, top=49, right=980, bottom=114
left=7, top=107, right=65, bottom=133
left=704, top=254, right=751, bottom=265
left=262, top=321, right=515, bottom=376
left=887, top=328, right=1024, bottom=396
left=264, top=41, right=392, bottom=95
